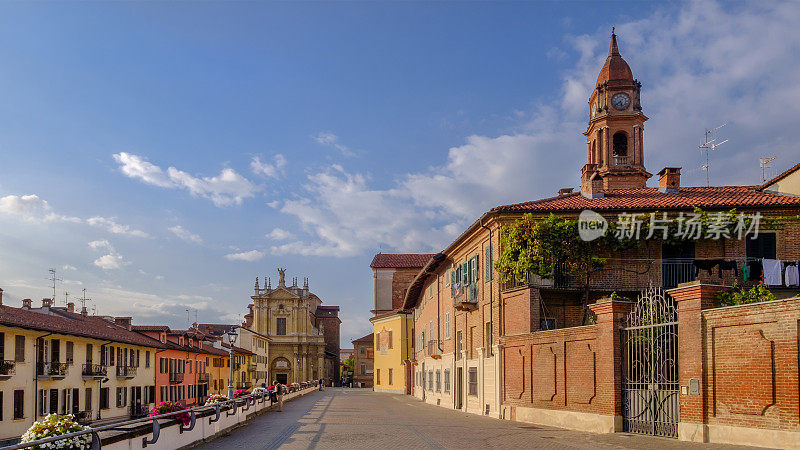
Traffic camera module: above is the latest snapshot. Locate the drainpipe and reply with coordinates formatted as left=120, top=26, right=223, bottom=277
left=33, top=332, right=54, bottom=420
left=479, top=217, right=493, bottom=355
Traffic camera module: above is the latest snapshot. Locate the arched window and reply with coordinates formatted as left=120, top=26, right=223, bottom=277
left=612, top=131, right=628, bottom=156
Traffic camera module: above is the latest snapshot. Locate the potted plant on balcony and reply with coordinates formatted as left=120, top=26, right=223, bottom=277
left=48, top=364, right=62, bottom=376
left=205, top=394, right=229, bottom=405
left=21, top=413, right=92, bottom=449
left=149, top=401, right=190, bottom=426
left=233, top=388, right=250, bottom=399
left=251, top=386, right=268, bottom=396
left=0, top=360, right=14, bottom=375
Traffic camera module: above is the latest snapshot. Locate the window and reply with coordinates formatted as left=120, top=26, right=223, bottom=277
left=116, top=387, right=125, bottom=408
left=360, top=364, right=366, bottom=375
left=540, top=318, right=556, bottom=330
left=100, top=388, right=109, bottom=410
left=376, top=369, right=380, bottom=385
left=276, top=317, right=287, bottom=336
left=360, top=347, right=365, bottom=355
left=444, top=313, right=450, bottom=339
left=0, top=332, right=4, bottom=360
left=444, top=370, right=451, bottom=393
left=484, top=244, right=494, bottom=281
left=109, top=346, right=115, bottom=366
left=66, top=341, right=74, bottom=365
left=435, top=370, right=441, bottom=392
left=14, top=390, right=24, bottom=419
left=86, top=344, right=93, bottom=364
left=612, top=131, right=628, bottom=156
left=746, top=232, right=776, bottom=259
left=0, top=392, right=3, bottom=421
left=388, top=368, right=393, bottom=385
left=456, top=331, right=462, bottom=360
left=85, top=388, right=92, bottom=411
left=427, top=371, right=433, bottom=391
left=468, top=368, right=478, bottom=396
left=49, top=389, right=58, bottom=415
left=15, top=335, right=25, bottom=362
left=146, top=351, right=150, bottom=368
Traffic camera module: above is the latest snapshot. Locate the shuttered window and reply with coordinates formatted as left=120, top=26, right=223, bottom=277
left=15, top=335, right=25, bottom=362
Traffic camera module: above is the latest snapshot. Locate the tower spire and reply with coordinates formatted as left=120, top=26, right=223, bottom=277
left=609, top=27, right=620, bottom=56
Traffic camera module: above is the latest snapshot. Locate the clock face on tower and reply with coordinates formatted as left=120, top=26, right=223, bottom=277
left=611, top=93, right=631, bottom=110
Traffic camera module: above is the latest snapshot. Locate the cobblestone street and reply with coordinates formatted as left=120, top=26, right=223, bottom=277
left=199, top=388, right=754, bottom=449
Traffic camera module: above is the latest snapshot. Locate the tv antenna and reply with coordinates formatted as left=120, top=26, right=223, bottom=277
left=699, top=123, right=728, bottom=186
left=80, top=288, right=92, bottom=312
left=760, top=156, right=777, bottom=183
left=64, top=291, right=70, bottom=307
left=47, top=268, right=62, bottom=305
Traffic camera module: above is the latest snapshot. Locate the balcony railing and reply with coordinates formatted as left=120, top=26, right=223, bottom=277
left=426, top=340, right=441, bottom=359
left=82, top=363, right=107, bottom=379
left=198, top=372, right=210, bottom=382
left=613, top=154, right=631, bottom=167
left=169, top=372, right=184, bottom=383
left=116, top=365, right=137, bottom=379
left=37, top=362, right=68, bottom=379
left=452, top=283, right=479, bottom=311
left=0, top=360, right=16, bottom=379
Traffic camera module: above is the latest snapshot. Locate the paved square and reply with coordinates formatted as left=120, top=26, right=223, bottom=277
left=199, top=388, right=755, bottom=449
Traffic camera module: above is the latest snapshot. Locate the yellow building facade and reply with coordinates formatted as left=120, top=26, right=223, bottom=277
left=369, top=311, right=414, bottom=394
left=0, top=302, right=160, bottom=442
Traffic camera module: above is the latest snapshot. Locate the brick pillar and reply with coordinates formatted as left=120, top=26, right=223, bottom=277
left=588, top=297, right=633, bottom=432
left=667, top=281, right=726, bottom=443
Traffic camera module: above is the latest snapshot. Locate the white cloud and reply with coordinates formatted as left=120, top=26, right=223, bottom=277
left=62, top=265, right=77, bottom=271
left=250, top=155, right=286, bottom=178
left=0, top=194, right=81, bottom=223
left=266, top=228, right=294, bottom=241
left=87, top=216, right=149, bottom=238
left=88, top=240, right=128, bottom=270
left=168, top=225, right=203, bottom=244
left=274, top=1, right=800, bottom=257
left=113, top=152, right=260, bottom=207
left=313, top=132, right=355, bottom=157
left=155, top=275, right=165, bottom=281
left=93, top=253, right=127, bottom=270
left=267, top=200, right=280, bottom=209
left=224, top=250, right=265, bottom=262
left=88, top=240, right=111, bottom=251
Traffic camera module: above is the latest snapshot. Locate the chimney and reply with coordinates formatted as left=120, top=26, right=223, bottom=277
left=41, top=298, right=52, bottom=308
left=658, top=167, right=681, bottom=193
left=114, top=317, right=133, bottom=331
left=558, top=188, right=574, bottom=196
left=0, top=288, right=3, bottom=306
left=81, top=306, right=88, bottom=316
left=22, top=298, right=32, bottom=309
left=67, top=302, right=75, bottom=313
left=581, top=164, right=605, bottom=199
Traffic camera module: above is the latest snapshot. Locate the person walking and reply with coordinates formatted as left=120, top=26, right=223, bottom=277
left=275, top=381, right=284, bottom=412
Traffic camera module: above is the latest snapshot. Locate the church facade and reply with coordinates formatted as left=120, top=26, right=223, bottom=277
left=247, top=269, right=340, bottom=385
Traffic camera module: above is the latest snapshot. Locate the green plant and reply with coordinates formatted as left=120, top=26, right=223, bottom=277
left=716, top=283, right=776, bottom=307
left=0, top=360, right=14, bottom=374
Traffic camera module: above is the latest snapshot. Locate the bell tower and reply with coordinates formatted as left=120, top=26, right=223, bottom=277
left=582, top=29, right=651, bottom=193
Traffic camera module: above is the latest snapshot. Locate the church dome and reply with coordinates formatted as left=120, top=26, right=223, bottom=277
left=596, top=31, right=633, bottom=86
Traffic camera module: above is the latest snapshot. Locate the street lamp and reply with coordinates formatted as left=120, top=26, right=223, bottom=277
left=227, top=328, right=238, bottom=399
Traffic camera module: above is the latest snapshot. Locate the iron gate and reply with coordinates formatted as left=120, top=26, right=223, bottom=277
left=621, top=287, right=679, bottom=438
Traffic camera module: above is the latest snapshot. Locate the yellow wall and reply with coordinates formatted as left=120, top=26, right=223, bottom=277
left=370, top=313, right=413, bottom=394
left=0, top=326, right=158, bottom=440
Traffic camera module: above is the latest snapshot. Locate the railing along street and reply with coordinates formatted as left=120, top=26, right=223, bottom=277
left=1, top=382, right=319, bottom=450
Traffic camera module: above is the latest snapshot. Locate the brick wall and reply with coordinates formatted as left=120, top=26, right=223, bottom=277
left=501, top=325, right=600, bottom=413
left=701, top=298, right=800, bottom=432
left=392, top=269, right=419, bottom=310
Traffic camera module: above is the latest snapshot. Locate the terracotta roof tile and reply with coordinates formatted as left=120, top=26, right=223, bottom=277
left=352, top=333, right=374, bottom=343
left=491, top=186, right=800, bottom=214
left=370, top=253, right=435, bottom=269
left=0, top=306, right=164, bottom=348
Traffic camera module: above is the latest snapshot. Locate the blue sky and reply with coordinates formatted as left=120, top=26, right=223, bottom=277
left=1, top=1, right=799, bottom=346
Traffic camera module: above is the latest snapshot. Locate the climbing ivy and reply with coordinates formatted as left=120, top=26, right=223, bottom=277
left=716, top=283, right=776, bottom=307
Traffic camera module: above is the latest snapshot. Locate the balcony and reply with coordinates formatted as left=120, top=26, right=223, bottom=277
left=452, top=283, right=478, bottom=311
left=613, top=154, right=631, bottom=167
left=116, top=365, right=137, bottom=379
left=426, top=340, right=441, bottom=359
left=0, top=360, right=16, bottom=380
left=248, top=363, right=257, bottom=372
left=198, top=372, right=210, bottom=383
left=37, top=362, right=68, bottom=380
left=169, top=372, right=184, bottom=384
left=82, top=363, right=107, bottom=380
